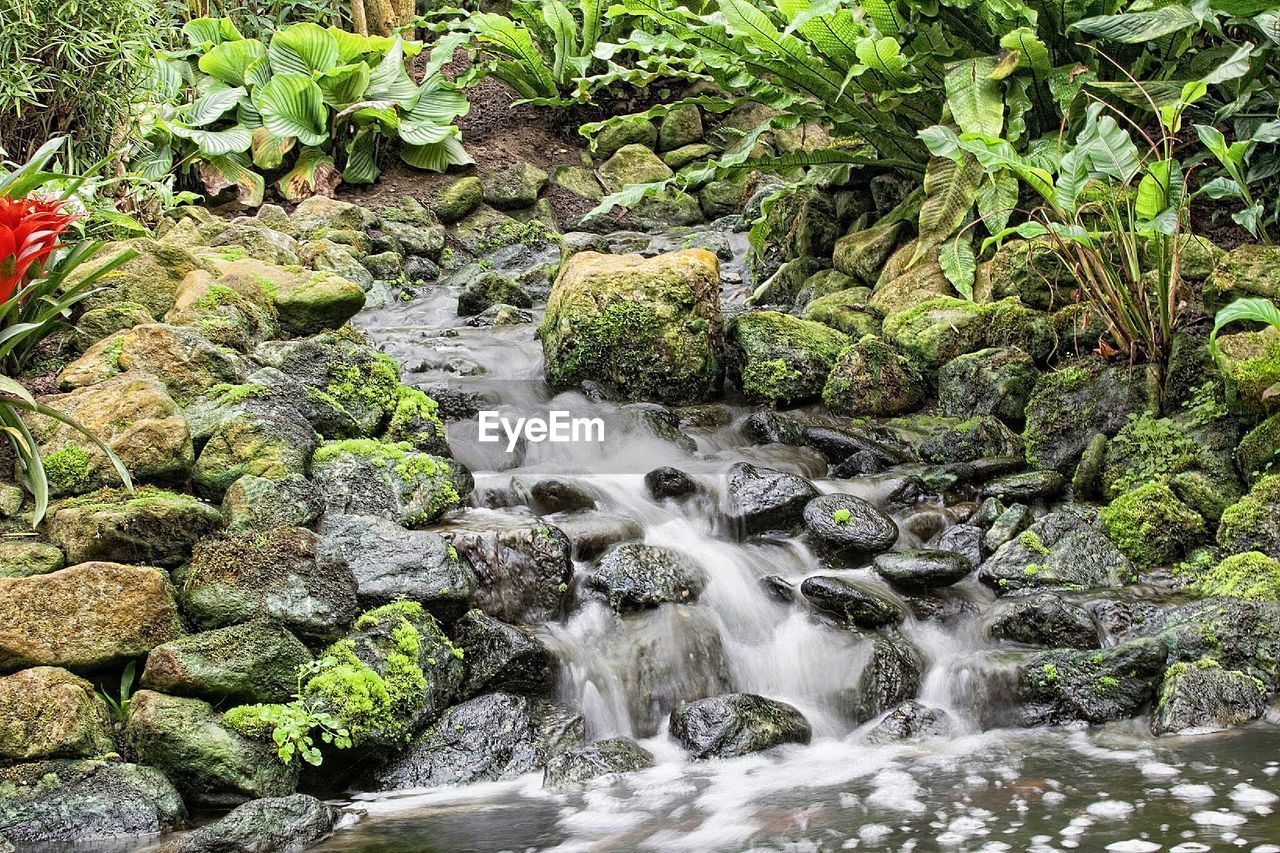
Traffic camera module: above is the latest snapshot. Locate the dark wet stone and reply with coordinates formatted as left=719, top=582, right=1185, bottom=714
left=1012, top=637, right=1167, bottom=725
left=978, top=505, right=1132, bottom=594
left=918, top=416, right=1024, bottom=464
left=726, top=462, right=819, bottom=535
left=547, top=510, right=645, bottom=560
left=846, top=633, right=924, bottom=723
left=802, top=426, right=911, bottom=467
left=586, top=543, right=706, bottom=611
left=361, top=693, right=585, bottom=790
left=760, top=574, right=795, bottom=603
left=932, top=523, right=983, bottom=567
left=0, top=760, right=185, bottom=845
left=800, top=575, right=905, bottom=628
left=454, top=609, right=558, bottom=699
left=524, top=478, right=597, bottom=514
left=982, top=471, right=1066, bottom=502
left=1125, top=598, right=1280, bottom=689
left=865, top=701, right=954, bottom=743
left=739, top=411, right=806, bottom=446
left=984, top=591, right=1099, bottom=649
left=970, top=497, right=1004, bottom=529
left=645, top=466, right=700, bottom=500
left=543, top=738, right=655, bottom=790
left=831, top=450, right=882, bottom=478
left=445, top=521, right=572, bottom=624
left=1152, top=662, right=1266, bottom=736
left=966, top=457, right=1026, bottom=482
left=982, top=503, right=1034, bottom=553
left=872, top=549, right=973, bottom=591
left=937, top=347, right=1039, bottom=424
left=161, top=793, right=336, bottom=853
left=669, top=694, right=812, bottom=758
left=802, top=493, right=898, bottom=553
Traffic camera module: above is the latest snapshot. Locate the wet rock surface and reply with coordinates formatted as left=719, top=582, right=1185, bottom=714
left=669, top=693, right=812, bottom=758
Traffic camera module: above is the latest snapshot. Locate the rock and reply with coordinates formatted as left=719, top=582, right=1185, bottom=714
left=75, top=238, right=215, bottom=317
left=865, top=701, right=953, bottom=743
left=802, top=493, right=898, bottom=552
left=542, top=249, right=723, bottom=404
left=362, top=250, right=404, bottom=279
left=140, top=621, right=312, bottom=705
left=659, top=104, right=703, bottom=151
left=752, top=256, right=825, bottom=307
left=1212, top=325, right=1280, bottom=418
left=983, top=592, right=1099, bottom=648
left=311, top=439, right=469, bottom=527
left=228, top=259, right=365, bottom=336
left=918, top=416, right=1024, bottom=464
left=467, top=303, right=534, bottom=326
left=802, top=424, right=910, bottom=467
left=833, top=221, right=904, bottom=285
left=127, top=691, right=296, bottom=805
left=822, top=336, right=928, bottom=416
left=976, top=237, right=1071, bottom=309
left=0, top=562, right=183, bottom=671
left=698, top=174, right=753, bottom=219
left=179, top=528, right=357, bottom=643
left=193, top=406, right=316, bottom=501
left=164, top=268, right=278, bottom=351
left=1012, top=638, right=1167, bottom=725
left=483, top=161, right=549, bottom=210
left=801, top=575, right=905, bottom=628
left=982, top=503, right=1033, bottom=553
left=300, top=239, right=373, bottom=289
left=1151, top=660, right=1266, bottom=736
left=586, top=543, right=706, bottom=611
left=47, top=488, right=221, bottom=567
left=872, top=549, right=972, bottom=591
left=938, top=348, right=1038, bottom=423
left=60, top=323, right=243, bottom=399
left=594, top=117, right=657, bottom=157
left=598, top=144, right=673, bottom=194
left=868, top=255, right=953, bottom=316
left=0, top=760, right=185, bottom=844
left=161, top=793, right=337, bottom=853
left=669, top=694, right=811, bottom=759
left=753, top=186, right=839, bottom=275
left=72, top=302, right=154, bottom=351
left=645, top=466, right=699, bottom=500
left=457, top=271, right=532, bottom=316
left=1023, top=361, right=1159, bottom=473
left=0, top=667, right=114, bottom=761
left=801, top=289, right=881, bottom=338
left=1100, top=480, right=1205, bottom=567
left=0, top=541, right=63, bottom=579
left=543, top=738, right=654, bottom=790
left=845, top=633, right=923, bottom=723
left=726, top=311, right=849, bottom=406
left=982, top=470, right=1065, bottom=502
left=519, top=478, right=597, bottom=514
left=664, top=143, right=715, bottom=170
left=208, top=221, right=300, bottom=266
left=1217, top=475, right=1280, bottom=559
left=1238, top=413, right=1280, bottom=482
left=933, top=523, right=983, bottom=567
left=978, top=506, right=1133, bottom=593
left=1198, top=551, right=1280, bottom=600
left=796, top=269, right=863, bottom=305
left=726, top=462, right=819, bottom=535
left=882, top=297, right=1053, bottom=369
left=222, top=473, right=323, bottom=534
left=454, top=609, right=557, bottom=698
left=445, top=521, right=572, bottom=623
left=434, top=176, right=484, bottom=223
left=740, top=410, right=806, bottom=446
left=1135, top=598, right=1280, bottom=688
left=290, top=196, right=377, bottom=238
left=1204, top=244, right=1280, bottom=304
left=552, top=165, right=603, bottom=200
left=361, top=692, right=584, bottom=790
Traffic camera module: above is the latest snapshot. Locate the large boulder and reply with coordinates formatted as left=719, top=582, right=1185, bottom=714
left=1011, top=638, right=1166, bottom=725
left=454, top=609, right=558, bottom=699
left=0, top=667, right=115, bottom=761
left=726, top=462, right=818, bottom=535
left=207, top=221, right=300, bottom=266
left=1131, top=598, right=1280, bottom=688
left=193, top=405, right=317, bottom=501
left=161, top=794, right=337, bottom=853
left=0, top=562, right=183, bottom=671
left=317, top=514, right=476, bottom=617
left=541, top=249, right=724, bottom=405
left=311, top=440, right=469, bottom=527
left=669, top=694, right=811, bottom=759
left=822, top=336, right=928, bottom=416
left=178, top=528, right=358, bottom=643
left=223, top=473, right=324, bottom=534
left=360, top=692, right=585, bottom=790
left=597, top=144, right=674, bottom=193
left=75, top=238, right=215, bottom=317
left=444, top=519, right=573, bottom=624
left=31, top=375, right=192, bottom=497
left=937, top=347, right=1038, bottom=423
left=1100, top=480, right=1206, bottom=568
left=917, top=415, right=1024, bottom=464
left=844, top=633, right=923, bottom=723
left=881, top=297, right=1053, bottom=369
left=585, top=543, right=706, bottom=611
left=983, top=592, right=1099, bottom=649
left=289, top=196, right=377, bottom=238
left=801, top=289, right=881, bottom=338
left=976, top=237, right=1071, bottom=309
left=801, top=575, right=905, bottom=628
left=977, top=506, right=1132, bottom=593
left=832, top=221, right=904, bottom=284
left=1211, top=325, right=1280, bottom=418
left=725, top=311, right=849, bottom=406
left=482, top=160, right=549, bottom=210
left=1151, top=659, right=1266, bottom=736
left=127, top=691, right=296, bottom=806
left=140, top=621, right=313, bottom=705
left=0, top=760, right=185, bottom=845
left=60, top=324, right=244, bottom=400
left=802, top=493, right=898, bottom=553
left=1217, top=475, right=1280, bottom=559
left=219, top=258, right=364, bottom=335
left=46, top=488, right=222, bottom=566
left=164, top=267, right=278, bottom=352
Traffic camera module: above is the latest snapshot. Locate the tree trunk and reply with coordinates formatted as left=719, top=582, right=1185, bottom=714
left=351, top=0, right=369, bottom=34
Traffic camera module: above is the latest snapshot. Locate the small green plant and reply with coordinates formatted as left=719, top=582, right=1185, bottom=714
left=98, top=660, right=137, bottom=723
left=1040, top=663, right=1060, bottom=685
left=223, top=662, right=352, bottom=766
left=1182, top=381, right=1229, bottom=427
left=832, top=508, right=852, bottom=525
left=1209, top=297, right=1280, bottom=404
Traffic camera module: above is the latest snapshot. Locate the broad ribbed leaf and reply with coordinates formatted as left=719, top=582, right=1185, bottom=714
left=913, top=154, right=981, bottom=262
left=251, top=128, right=296, bottom=170
left=185, top=87, right=246, bottom=127
left=403, top=77, right=470, bottom=127
left=365, top=38, right=422, bottom=107
left=939, top=234, right=976, bottom=299
left=1072, top=6, right=1199, bottom=42
left=183, top=17, right=243, bottom=50
left=168, top=123, right=253, bottom=156
left=1136, top=159, right=1172, bottom=222
left=543, top=0, right=578, bottom=82
left=401, top=132, right=473, bottom=171
left=199, top=39, right=267, bottom=86
left=1210, top=297, right=1280, bottom=353
left=862, top=0, right=904, bottom=36
left=255, top=74, right=330, bottom=147
left=277, top=147, right=341, bottom=202
left=581, top=0, right=605, bottom=55
left=330, top=28, right=379, bottom=63
left=343, top=127, right=380, bottom=185
left=197, top=153, right=264, bottom=207
left=318, top=63, right=371, bottom=107
left=1075, top=104, right=1140, bottom=183
left=245, top=56, right=272, bottom=89
left=134, top=141, right=174, bottom=181
left=945, top=57, right=1004, bottom=136
left=268, top=23, right=340, bottom=77
left=856, top=37, right=912, bottom=86
left=999, top=27, right=1051, bottom=72
left=975, top=172, right=1019, bottom=235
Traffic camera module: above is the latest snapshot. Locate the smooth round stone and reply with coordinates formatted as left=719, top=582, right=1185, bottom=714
left=872, top=549, right=974, bottom=591
left=644, top=466, right=699, bottom=500
left=982, top=470, right=1066, bottom=502
left=802, top=493, right=898, bottom=552
left=800, top=575, right=905, bottom=628
left=759, top=574, right=795, bottom=603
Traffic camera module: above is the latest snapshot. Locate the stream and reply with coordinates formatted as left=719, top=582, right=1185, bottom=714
left=316, top=226, right=1280, bottom=852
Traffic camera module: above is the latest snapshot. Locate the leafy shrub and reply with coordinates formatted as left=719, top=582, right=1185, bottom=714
left=131, top=19, right=472, bottom=206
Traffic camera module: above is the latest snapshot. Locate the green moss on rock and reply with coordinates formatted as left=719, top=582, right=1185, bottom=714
left=1101, top=480, right=1206, bottom=568
left=822, top=335, right=928, bottom=416
left=1198, top=551, right=1280, bottom=601
left=727, top=311, right=849, bottom=407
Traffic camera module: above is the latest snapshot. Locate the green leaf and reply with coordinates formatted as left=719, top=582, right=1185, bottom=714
left=318, top=63, right=372, bottom=108
left=1071, top=6, right=1199, bottom=43
left=255, top=74, right=330, bottom=147
left=542, top=0, right=579, bottom=83
left=343, top=127, right=380, bottom=185
left=365, top=38, right=420, bottom=107
left=168, top=123, right=253, bottom=156
left=268, top=22, right=340, bottom=77
left=183, top=17, right=243, bottom=50
left=1136, top=159, right=1172, bottom=222
left=974, top=172, right=1019, bottom=236
left=400, top=132, right=473, bottom=171
left=197, top=153, right=265, bottom=207
left=939, top=233, right=976, bottom=299
left=199, top=39, right=268, bottom=86
left=1210, top=297, right=1280, bottom=354
left=276, top=147, right=341, bottom=202
left=250, top=128, right=296, bottom=170
left=945, top=57, right=1004, bottom=136
left=1203, top=43, right=1255, bottom=84
left=998, top=28, right=1052, bottom=73
left=913, top=154, right=981, bottom=262
left=185, top=87, right=246, bottom=127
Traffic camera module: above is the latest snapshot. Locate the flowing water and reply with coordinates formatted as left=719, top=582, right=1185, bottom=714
left=314, top=230, right=1280, bottom=852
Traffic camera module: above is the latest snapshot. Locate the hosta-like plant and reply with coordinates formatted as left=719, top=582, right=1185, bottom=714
left=131, top=19, right=472, bottom=205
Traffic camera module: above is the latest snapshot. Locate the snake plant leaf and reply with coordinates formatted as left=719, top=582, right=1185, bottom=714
left=255, top=74, right=330, bottom=147
left=268, top=22, right=340, bottom=77
left=318, top=63, right=372, bottom=108
left=185, top=86, right=246, bottom=127
left=167, top=123, right=253, bottom=156
left=197, top=152, right=265, bottom=207
left=276, top=147, right=342, bottom=202
left=199, top=39, right=268, bottom=86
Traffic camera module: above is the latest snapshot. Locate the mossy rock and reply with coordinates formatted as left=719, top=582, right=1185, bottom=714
left=74, top=238, right=218, bottom=318
left=141, top=620, right=313, bottom=705
left=881, top=296, right=1053, bottom=369
left=457, top=271, right=532, bottom=316
left=975, top=237, right=1071, bottom=310
left=47, top=488, right=222, bottom=567
left=164, top=269, right=278, bottom=352
left=73, top=302, right=154, bottom=353
left=1099, top=414, right=1200, bottom=501
left=0, top=667, right=115, bottom=761
left=726, top=311, right=849, bottom=407
left=299, top=239, right=373, bottom=290
left=0, top=541, right=64, bottom=579
left=1213, top=325, right=1280, bottom=418
left=867, top=256, right=954, bottom=316
left=59, top=323, right=245, bottom=401
left=1197, top=551, right=1280, bottom=601
left=310, top=439, right=471, bottom=527
left=541, top=249, right=724, bottom=405
left=192, top=405, right=317, bottom=501
left=482, top=161, right=549, bottom=211
left=598, top=144, right=674, bottom=195
left=593, top=117, right=657, bottom=157
left=289, top=196, right=378, bottom=239
left=1100, top=480, right=1206, bottom=568
left=216, top=258, right=365, bottom=336
left=937, top=347, right=1038, bottom=424
left=664, top=143, right=716, bottom=171
left=977, top=505, right=1133, bottom=593
left=753, top=186, right=839, bottom=274
left=1216, top=475, right=1280, bottom=559
left=434, top=176, right=484, bottom=223
left=1204, top=244, right=1280, bottom=306
left=802, top=288, right=881, bottom=338
left=222, top=473, right=324, bottom=535
left=833, top=221, right=904, bottom=285
left=822, top=335, right=927, bottom=416
left=658, top=104, right=704, bottom=151
left=698, top=172, right=754, bottom=219
left=796, top=269, right=861, bottom=306
left=1237, top=413, right=1280, bottom=483
left=917, top=415, right=1024, bottom=464
left=1151, top=658, right=1265, bottom=735
left=205, top=222, right=301, bottom=267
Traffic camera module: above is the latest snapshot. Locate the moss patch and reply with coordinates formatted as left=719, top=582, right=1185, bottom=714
left=1101, top=480, right=1206, bottom=568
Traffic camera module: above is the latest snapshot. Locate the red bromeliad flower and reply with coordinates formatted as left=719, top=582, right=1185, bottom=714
left=0, top=196, right=79, bottom=304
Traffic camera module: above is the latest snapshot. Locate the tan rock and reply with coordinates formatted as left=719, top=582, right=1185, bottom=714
left=0, top=666, right=115, bottom=760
